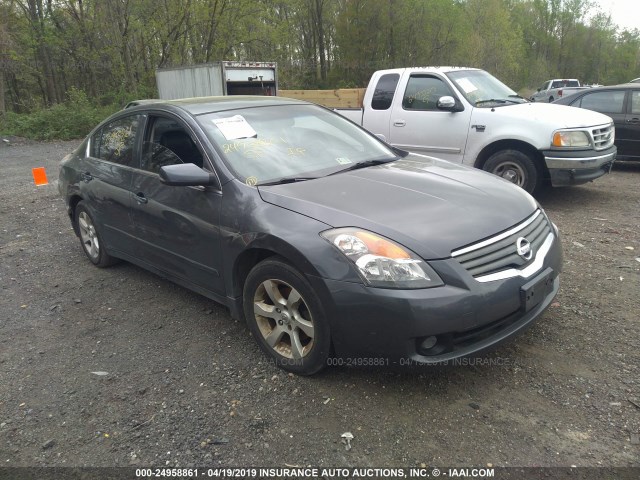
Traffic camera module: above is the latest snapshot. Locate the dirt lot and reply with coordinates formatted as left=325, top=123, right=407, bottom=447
left=0, top=139, right=639, bottom=470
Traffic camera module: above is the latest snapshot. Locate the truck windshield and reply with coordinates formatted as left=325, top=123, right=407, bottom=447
left=446, top=70, right=527, bottom=108
left=197, top=104, right=398, bottom=185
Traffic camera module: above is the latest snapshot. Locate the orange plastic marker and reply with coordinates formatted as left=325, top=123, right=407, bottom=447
left=32, top=167, right=49, bottom=186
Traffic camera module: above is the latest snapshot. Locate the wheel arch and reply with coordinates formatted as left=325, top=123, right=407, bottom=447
left=474, top=139, right=548, bottom=179
left=230, top=237, right=326, bottom=301
left=68, top=194, right=84, bottom=236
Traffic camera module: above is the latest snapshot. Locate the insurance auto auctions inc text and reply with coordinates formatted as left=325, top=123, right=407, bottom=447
left=136, top=467, right=495, bottom=478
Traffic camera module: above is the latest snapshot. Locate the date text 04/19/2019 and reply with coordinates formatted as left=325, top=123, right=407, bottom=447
left=134, top=467, right=496, bottom=478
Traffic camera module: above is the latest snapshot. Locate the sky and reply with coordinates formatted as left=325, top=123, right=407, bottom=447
left=594, top=0, right=640, bottom=31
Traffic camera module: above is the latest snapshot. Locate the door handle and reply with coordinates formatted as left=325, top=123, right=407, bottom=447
left=393, top=120, right=406, bottom=127
left=81, top=172, right=93, bottom=183
left=134, top=192, right=148, bottom=204
left=626, top=118, right=639, bottom=123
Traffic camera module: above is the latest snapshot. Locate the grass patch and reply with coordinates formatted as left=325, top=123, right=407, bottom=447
left=0, top=89, right=120, bottom=141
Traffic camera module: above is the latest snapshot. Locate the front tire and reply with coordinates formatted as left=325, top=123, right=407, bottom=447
left=74, top=201, right=118, bottom=267
left=243, top=257, right=330, bottom=375
left=483, top=149, right=541, bottom=194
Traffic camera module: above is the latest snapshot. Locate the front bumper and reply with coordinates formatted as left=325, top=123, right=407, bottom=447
left=307, top=233, right=563, bottom=365
left=544, top=146, right=616, bottom=186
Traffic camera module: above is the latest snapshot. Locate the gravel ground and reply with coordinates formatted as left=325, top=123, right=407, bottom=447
left=0, top=139, right=639, bottom=469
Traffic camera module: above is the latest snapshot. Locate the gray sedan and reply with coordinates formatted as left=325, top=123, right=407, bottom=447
left=59, top=96, right=562, bottom=375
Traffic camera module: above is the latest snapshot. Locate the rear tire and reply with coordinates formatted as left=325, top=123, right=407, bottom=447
left=549, top=96, right=554, bottom=103
left=243, top=257, right=330, bottom=375
left=483, top=149, right=541, bottom=194
left=74, top=201, right=118, bottom=267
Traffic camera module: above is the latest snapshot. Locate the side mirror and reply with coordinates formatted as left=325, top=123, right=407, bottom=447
left=537, top=88, right=541, bottom=92
left=374, top=133, right=387, bottom=142
left=437, top=96, right=464, bottom=112
left=159, top=163, right=218, bottom=187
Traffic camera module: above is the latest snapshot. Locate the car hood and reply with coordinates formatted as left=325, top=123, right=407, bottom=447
left=257, top=155, right=538, bottom=259
left=485, top=102, right=612, bottom=128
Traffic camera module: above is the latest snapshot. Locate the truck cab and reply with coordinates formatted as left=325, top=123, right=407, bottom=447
left=342, top=67, right=616, bottom=194
left=531, top=78, right=584, bottom=103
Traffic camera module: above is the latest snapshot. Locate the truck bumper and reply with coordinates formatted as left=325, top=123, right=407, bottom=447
left=543, top=146, right=616, bottom=186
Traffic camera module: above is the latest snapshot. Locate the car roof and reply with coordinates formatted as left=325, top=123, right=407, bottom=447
left=123, top=99, right=163, bottom=109
left=124, top=95, right=310, bottom=116
left=553, top=83, right=639, bottom=104
left=593, top=83, right=638, bottom=90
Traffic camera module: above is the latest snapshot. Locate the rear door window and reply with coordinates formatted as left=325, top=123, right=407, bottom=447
left=371, top=73, right=400, bottom=110
left=630, top=90, right=640, bottom=114
left=91, top=115, right=142, bottom=167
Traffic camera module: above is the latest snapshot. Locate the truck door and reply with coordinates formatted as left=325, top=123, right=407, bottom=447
left=361, top=73, right=401, bottom=141
left=388, top=74, right=472, bottom=162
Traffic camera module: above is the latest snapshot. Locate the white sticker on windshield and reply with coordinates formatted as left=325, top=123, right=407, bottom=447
left=456, top=78, right=478, bottom=94
left=336, top=157, right=352, bottom=165
left=212, top=115, right=257, bottom=140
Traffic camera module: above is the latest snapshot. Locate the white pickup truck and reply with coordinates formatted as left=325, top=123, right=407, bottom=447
left=336, top=67, right=616, bottom=193
left=530, top=78, right=589, bottom=103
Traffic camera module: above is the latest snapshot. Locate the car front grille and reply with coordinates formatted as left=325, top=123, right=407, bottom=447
left=592, top=123, right=614, bottom=150
left=451, top=210, right=553, bottom=281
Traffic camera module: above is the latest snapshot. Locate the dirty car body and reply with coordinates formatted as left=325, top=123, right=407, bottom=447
left=59, top=96, right=563, bottom=374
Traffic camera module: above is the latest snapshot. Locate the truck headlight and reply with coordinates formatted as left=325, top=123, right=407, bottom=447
left=552, top=130, right=590, bottom=148
left=321, top=228, right=444, bottom=289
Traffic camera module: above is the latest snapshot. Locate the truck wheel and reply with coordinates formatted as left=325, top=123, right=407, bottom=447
left=484, top=150, right=541, bottom=194
left=548, top=96, right=554, bottom=103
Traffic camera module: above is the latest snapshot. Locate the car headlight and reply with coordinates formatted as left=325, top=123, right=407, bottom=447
left=321, top=228, right=444, bottom=289
left=551, top=130, right=590, bottom=148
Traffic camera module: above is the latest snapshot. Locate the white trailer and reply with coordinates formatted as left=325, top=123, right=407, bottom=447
left=156, top=61, right=278, bottom=100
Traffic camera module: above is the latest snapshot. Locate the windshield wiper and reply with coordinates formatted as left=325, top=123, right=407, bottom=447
left=508, top=94, right=528, bottom=101
left=475, top=98, right=521, bottom=106
left=328, top=158, right=395, bottom=175
left=257, top=176, right=317, bottom=186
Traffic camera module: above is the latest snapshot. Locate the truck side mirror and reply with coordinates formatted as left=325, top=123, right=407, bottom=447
left=437, top=96, right=464, bottom=112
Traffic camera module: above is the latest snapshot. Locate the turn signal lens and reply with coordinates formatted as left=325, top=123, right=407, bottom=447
left=354, top=231, right=411, bottom=259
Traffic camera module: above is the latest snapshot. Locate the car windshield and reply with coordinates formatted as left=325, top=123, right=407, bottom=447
left=446, top=70, right=527, bottom=108
left=197, top=104, right=398, bottom=185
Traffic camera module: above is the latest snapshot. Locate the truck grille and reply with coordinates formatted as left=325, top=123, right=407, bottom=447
left=592, top=124, right=614, bottom=150
left=451, top=210, right=552, bottom=280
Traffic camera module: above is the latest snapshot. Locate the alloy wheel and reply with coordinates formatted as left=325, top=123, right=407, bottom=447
left=78, top=211, right=100, bottom=261
left=252, top=279, right=315, bottom=359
